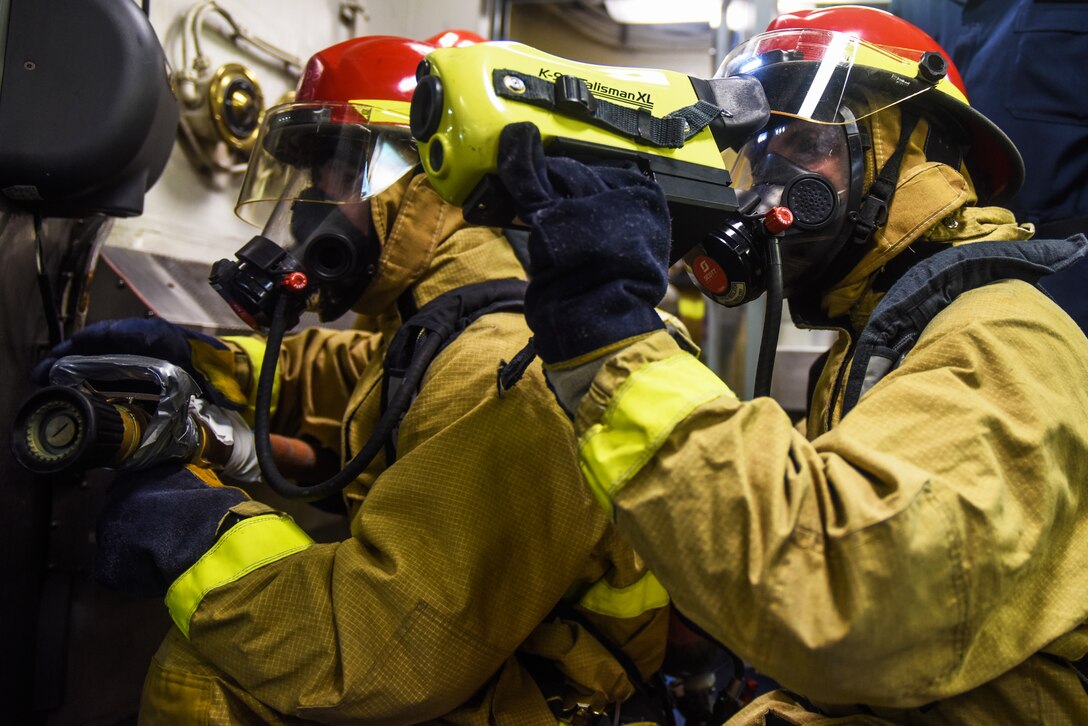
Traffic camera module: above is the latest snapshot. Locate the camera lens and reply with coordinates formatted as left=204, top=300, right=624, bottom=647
left=410, top=75, right=444, bottom=143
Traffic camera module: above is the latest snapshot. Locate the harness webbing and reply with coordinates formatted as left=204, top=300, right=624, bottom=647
left=493, top=68, right=722, bottom=149
left=819, top=108, right=922, bottom=292
left=379, top=278, right=529, bottom=464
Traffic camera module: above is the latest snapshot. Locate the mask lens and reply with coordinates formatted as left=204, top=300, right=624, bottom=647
left=732, top=119, right=851, bottom=214
left=730, top=117, right=856, bottom=295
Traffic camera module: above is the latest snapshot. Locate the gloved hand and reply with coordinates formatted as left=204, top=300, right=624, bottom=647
left=33, top=317, right=247, bottom=409
left=94, top=464, right=250, bottom=596
left=496, top=122, right=672, bottom=364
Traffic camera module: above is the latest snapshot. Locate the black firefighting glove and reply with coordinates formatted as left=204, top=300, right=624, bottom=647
left=94, top=463, right=250, bottom=596
left=496, top=123, right=671, bottom=365
left=32, top=317, right=246, bottom=410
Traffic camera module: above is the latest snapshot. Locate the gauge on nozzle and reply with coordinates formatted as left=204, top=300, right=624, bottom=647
left=11, top=386, right=142, bottom=475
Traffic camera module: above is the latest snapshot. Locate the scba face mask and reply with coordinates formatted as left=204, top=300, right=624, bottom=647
left=268, top=182, right=383, bottom=323
left=681, top=112, right=862, bottom=307
left=213, top=101, right=418, bottom=329
left=730, top=113, right=862, bottom=297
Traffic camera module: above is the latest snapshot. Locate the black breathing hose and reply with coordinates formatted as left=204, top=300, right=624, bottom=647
left=753, top=235, right=782, bottom=398
left=254, top=293, right=442, bottom=501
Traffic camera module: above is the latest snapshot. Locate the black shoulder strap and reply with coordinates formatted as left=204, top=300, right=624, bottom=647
left=841, top=236, right=1088, bottom=416
left=380, top=278, right=529, bottom=465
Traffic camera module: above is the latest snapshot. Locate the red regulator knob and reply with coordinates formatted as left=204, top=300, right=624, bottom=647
left=763, top=206, right=794, bottom=235
left=280, top=271, right=310, bottom=293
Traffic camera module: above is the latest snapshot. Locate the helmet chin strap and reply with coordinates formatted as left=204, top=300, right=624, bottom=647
left=814, top=107, right=922, bottom=294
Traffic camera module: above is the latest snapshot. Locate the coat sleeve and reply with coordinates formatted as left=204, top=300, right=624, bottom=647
left=576, top=281, right=1088, bottom=708
left=170, top=315, right=611, bottom=723
left=225, top=327, right=382, bottom=453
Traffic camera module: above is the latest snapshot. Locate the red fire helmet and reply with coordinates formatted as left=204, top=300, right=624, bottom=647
left=236, top=30, right=486, bottom=227
left=720, top=6, right=1023, bottom=203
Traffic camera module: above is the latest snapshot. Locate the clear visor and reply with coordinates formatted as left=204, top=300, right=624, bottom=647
left=731, top=118, right=852, bottom=202
left=716, top=28, right=963, bottom=124
left=236, top=101, right=418, bottom=228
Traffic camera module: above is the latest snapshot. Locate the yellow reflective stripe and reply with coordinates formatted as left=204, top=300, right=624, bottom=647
left=579, top=353, right=731, bottom=516
left=222, top=335, right=280, bottom=423
left=165, top=514, right=312, bottom=639
left=188, top=339, right=248, bottom=407
left=677, top=294, right=706, bottom=322
left=577, top=571, right=669, bottom=619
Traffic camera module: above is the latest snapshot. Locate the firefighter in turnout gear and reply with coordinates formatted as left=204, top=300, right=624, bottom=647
left=495, top=6, right=1088, bottom=723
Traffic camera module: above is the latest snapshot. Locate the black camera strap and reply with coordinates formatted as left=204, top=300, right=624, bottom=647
left=493, top=69, right=723, bottom=149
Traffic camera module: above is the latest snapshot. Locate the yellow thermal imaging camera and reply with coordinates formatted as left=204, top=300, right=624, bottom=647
left=409, top=41, right=769, bottom=261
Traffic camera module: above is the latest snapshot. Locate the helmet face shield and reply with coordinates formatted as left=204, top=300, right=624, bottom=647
left=717, top=29, right=965, bottom=125
left=236, top=101, right=417, bottom=228
left=234, top=100, right=416, bottom=321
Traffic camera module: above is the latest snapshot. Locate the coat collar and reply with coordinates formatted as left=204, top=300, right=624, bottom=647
left=353, top=173, right=526, bottom=318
